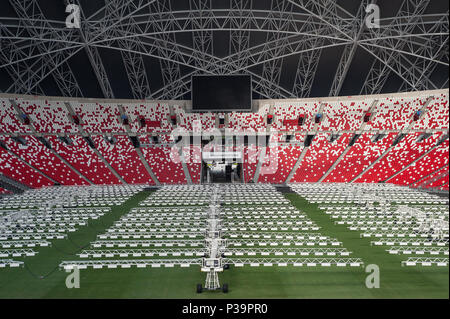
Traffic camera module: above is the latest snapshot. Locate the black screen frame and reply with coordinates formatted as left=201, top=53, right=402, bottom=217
left=191, top=74, right=252, bottom=112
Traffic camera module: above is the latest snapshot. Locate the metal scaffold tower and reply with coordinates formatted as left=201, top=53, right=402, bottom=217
left=197, top=185, right=228, bottom=293
left=397, top=205, right=449, bottom=240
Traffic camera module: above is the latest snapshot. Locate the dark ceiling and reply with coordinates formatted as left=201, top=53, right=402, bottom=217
left=0, top=0, right=448, bottom=100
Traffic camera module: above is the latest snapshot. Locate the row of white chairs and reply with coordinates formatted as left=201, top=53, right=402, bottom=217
left=60, top=184, right=356, bottom=270
left=0, top=259, right=23, bottom=268
left=0, top=249, right=37, bottom=257
left=0, top=185, right=143, bottom=265
left=292, top=185, right=449, bottom=267
left=77, top=247, right=351, bottom=258
left=402, top=258, right=449, bottom=267
left=387, top=246, right=449, bottom=255
left=0, top=240, right=50, bottom=248
left=60, top=258, right=364, bottom=270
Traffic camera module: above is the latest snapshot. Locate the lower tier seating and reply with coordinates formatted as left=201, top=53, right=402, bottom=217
left=0, top=147, right=53, bottom=188
left=411, top=165, right=449, bottom=189
left=428, top=177, right=449, bottom=190
left=0, top=187, right=11, bottom=194
left=140, top=145, right=187, bottom=184
left=48, top=136, right=121, bottom=185
left=324, top=133, right=396, bottom=183
left=92, top=135, right=154, bottom=185
left=258, top=145, right=303, bottom=183
left=291, top=134, right=351, bottom=182
left=182, top=146, right=202, bottom=184
left=243, top=145, right=260, bottom=183
left=0, top=132, right=448, bottom=191
left=0, top=136, right=88, bottom=186
left=388, top=139, right=449, bottom=186
left=355, top=132, right=444, bottom=183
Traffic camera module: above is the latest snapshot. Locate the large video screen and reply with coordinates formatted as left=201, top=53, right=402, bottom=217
left=192, top=75, right=252, bottom=111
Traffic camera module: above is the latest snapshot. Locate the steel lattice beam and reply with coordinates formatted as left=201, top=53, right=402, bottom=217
left=292, top=16, right=323, bottom=98
left=229, top=0, right=252, bottom=71
left=329, top=0, right=374, bottom=97
left=360, top=0, right=432, bottom=94
left=256, top=0, right=294, bottom=99
left=397, top=12, right=449, bottom=92
left=189, top=0, right=214, bottom=71
left=0, top=23, right=45, bottom=95
left=7, top=0, right=83, bottom=97
left=103, top=0, right=151, bottom=99
left=71, top=0, right=115, bottom=99
left=153, top=0, right=187, bottom=100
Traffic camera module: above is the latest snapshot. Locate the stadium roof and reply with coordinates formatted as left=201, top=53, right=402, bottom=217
left=0, top=0, right=448, bottom=100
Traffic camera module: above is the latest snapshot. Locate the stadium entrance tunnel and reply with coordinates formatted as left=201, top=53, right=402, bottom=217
left=143, top=186, right=160, bottom=192
left=202, top=160, right=243, bottom=184
left=275, top=185, right=295, bottom=194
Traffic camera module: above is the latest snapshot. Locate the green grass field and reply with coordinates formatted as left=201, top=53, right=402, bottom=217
left=0, top=191, right=448, bottom=299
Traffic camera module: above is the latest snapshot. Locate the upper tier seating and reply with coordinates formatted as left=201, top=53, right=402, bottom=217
left=227, top=105, right=270, bottom=133
left=317, top=100, right=371, bottom=131
left=158, top=134, right=174, bottom=144
left=0, top=98, right=32, bottom=133
left=271, top=102, right=319, bottom=131
left=122, top=103, right=172, bottom=133
left=48, top=136, right=121, bottom=185
left=73, top=102, right=125, bottom=133
left=15, top=98, right=78, bottom=133
left=291, top=133, right=351, bottom=183
left=0, top=136, right=88, bottom=185
left=92, top=135, right=154, bottom=184
left=355, top=132, right=444, bottom=183
left=411, top=93, right=449, bottom=130
left=324, top=133, right=396, bottom=183
left=364, top=96, right=427, bottom=130
left=1, top=93, right=448, bottom=134
left=173, top=106, right=217, bottom=133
